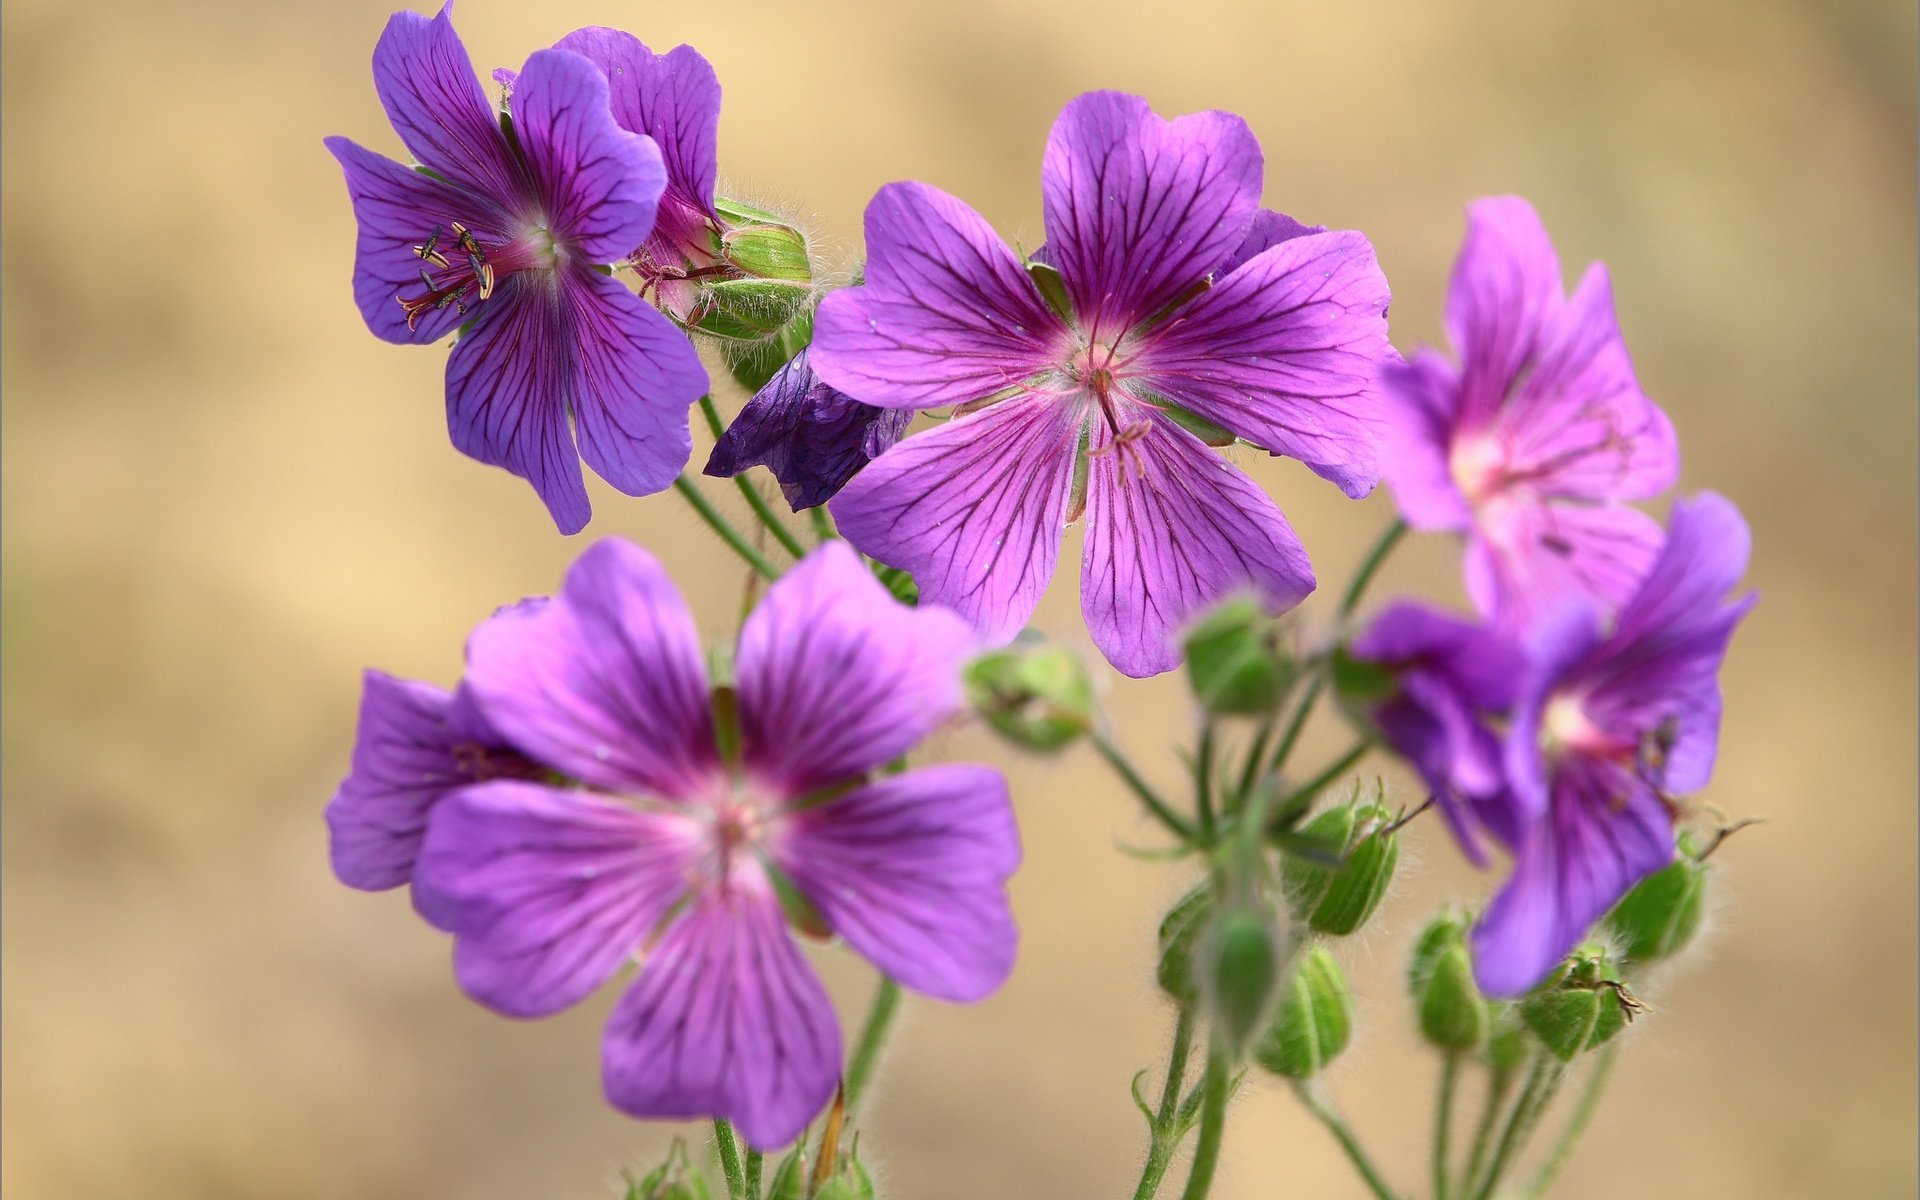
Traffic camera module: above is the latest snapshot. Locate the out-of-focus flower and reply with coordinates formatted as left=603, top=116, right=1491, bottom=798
left=705, top=349, right=911, bottom=509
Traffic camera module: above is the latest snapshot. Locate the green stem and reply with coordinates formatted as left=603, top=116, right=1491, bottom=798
left=1195, top=720, right=1218, bottom=841
left=1293, top=1082, right=1402, bottom=1200
left=1435, top=1053, right=1460, bottom=1200
left=1339, top=519, right=1407, bottom=617
left=1473, top=1052, right=1564, bottom=1200
left=844, top=976, right=903, bottom=1113
left=1267, top=676, right=1324, bottom=776
left=808, top=504, right=837, bottom=543
left=1176, top=1050, right=1231, bottom=1200
left=674, top=477, right=780, bottom=581
left=698, top=397, right=808, bottom=561
left=1091, top=731, right=1197, bottom=842
left=1232, top=709, right=1279, bottom=809
left=1276, top=741, right=1371, bottom=817
left=1130, top=1007, right=1197, bottom=1200
left=1522, top=1046, right=1618, bottom=1198
left=712, top=1119, right=747, bottom=1200
left=1460, top=1065, right=1515, bottom=1200
left=744, top=1149, right=763, bottom=1200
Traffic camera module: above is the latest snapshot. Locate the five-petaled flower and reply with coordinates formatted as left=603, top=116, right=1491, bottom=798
left=811, top=91, right=1395, bottom=678
left=1377, top=196, right=1679, bottom=635
left=706, top=348, right=913, bottom=510
left=326, top=3, right=707, bottom=534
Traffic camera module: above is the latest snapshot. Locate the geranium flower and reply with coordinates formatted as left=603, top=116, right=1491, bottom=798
left=1472, top=492, right=1755, bottom=996
left=810, top=91, right=1394, bottom=677
left=1378, top=196, right=1679, bottom=634
left=705, top=348, right=912, bottom=509
left=326, top=5, right=707, bottom=533
left=411, top=539, right=1019, bottom=1147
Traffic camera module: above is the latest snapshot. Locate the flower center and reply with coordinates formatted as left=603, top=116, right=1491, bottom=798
left=1449, top=432, right=1508, bottom=504
left=397, top=220, right=558, bottom=329
left=1540, top=692, right=1613, bottom=758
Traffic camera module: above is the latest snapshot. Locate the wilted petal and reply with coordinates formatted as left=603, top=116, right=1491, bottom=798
left=1464, top=498, right=1667, bottom=636
left=1080, top=414, right=1315, bottom=678
left=775, top=765, right=1019, bottom=1002
left=1446, top=195, right=1565, bottom=425
left=563, top=268, right=704, bottom=498
left=830, top=397, right=1078, bottom=643
left=555, top=29, right=720, bottom=217
left=370, top=3, right=522, bottom=204
left=705, top=349, right=911, bottom=510
left=511, top=48, right=665, bottom=264
left=602, top=884, right=841, bottom=1149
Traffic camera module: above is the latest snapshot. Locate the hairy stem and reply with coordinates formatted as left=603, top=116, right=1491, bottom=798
left=744, top=1148, right=763, bottom=1200
left=1130, top=1007, right=1197, bottom=1200
left=1268, top=676, right=1324, bottom=776
left=844, top=976, right=903, bottom=1113
left=1435, top=1052, right=1461, bottom=1200
left=1294, top=1082, right=1403, bottom=1200
left=673, top=476, right=780, bottom=581
left=1277, top=741, right=1372, bottom=817
left=1460, top=1064, right=1515, bottom=1199
left=1473, top=1052, right=1564, bottom=1200
left=1523, top=1046, right=1618, bottom=1198
left=698, top=396, right=808, bottom=560
left=712, top=1119, right=746, bottom=1200
left=1176, top=1049, right=1232, bottom=1200
left=1195, top=720, right=1218, bottom=842
left=1091, top=731, right=1197, bottom=842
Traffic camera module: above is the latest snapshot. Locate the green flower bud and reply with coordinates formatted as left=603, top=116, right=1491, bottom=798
left=813, top=1157, right=875, bottom=1200
left=694, top=278, right=814, bottom=342
left=722, top=223, right=812, bottom=283
left=1182, top=597, right=1293, bottom=715
left=964, top=641, right=1096, bottom=752
left=1482, top=1006, right=1529, bottom=1073
left=1281, top=800, right=1399, bottom=936
left=763, top=1153, right=807, bottom=1200
left=719, top=303, right=814, bottom=393
left=1200, top=906, right=1282, bottom=1055
left=1156, top=885, right=1211, bottom=1003
left=1604, top=839, right=1707, bottom=965
left=1407, top=914, right=1489, bottom=1051
left=624, top=1141, right=713, bottom=1200
left=1519, top=946, right=1641, bottom=1062
left=1255, top=945, right=1352, bottom=1078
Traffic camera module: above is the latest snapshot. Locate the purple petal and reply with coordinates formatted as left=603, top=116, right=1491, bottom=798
left=1133, top=230, right=1393, bottom=497
left=735, top=542, right=978, bottom=793
left=1217, top=208, right=1327, bottom=276
left=1349, top=602, right=1525, bottom=713
left=811, top=182, right=1067, bottom=410
left=370, top=3, right=522, bottom=205
left=562, top=268, right=704, bottom=497
left=830, top=397, right=1079, bottom=643
left=511, top=48, right=665, bottom=264
left=1471, top=756, right=1674, bottom=997
left=463, top=538, right=718, bottom=797
left=554, top=29, right=720, bottom=219
left=1080, top=414, right=1315, bottom=678
left=328, top=671, right=470, bottom=891
left=705, top=349, right=912, bottom=510
left=774, top=765, right=1019, bottom=1002
left=443, top=276, right=590, bottom=533
left=1039, top=91, right=1261, bottom=335
left=1446, top=196, right=1565, bottom=425
left=418, top=781, right=702, bottom=1016
left=602, top=884, right=841, bottom=1149
left=1502, top=603, right=1609, bottom=824
left=1377, top=350, right=1473, bottom=530
left=1464, top=499, right=1667, bottom=636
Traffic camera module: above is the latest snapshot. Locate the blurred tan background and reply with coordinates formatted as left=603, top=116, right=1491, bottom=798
left=4, top=0, right=1914, bottom=1196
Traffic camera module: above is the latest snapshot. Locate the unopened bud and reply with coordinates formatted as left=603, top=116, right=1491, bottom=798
left=1281, top=800, right=1399, bottom=936
left=1519, top=945, right=1640, bottom=1062
left=625, top=1142, right=712, bottom=1200
left=964, top=641, right=1096, bottom=752
left=1604, top=836, right=1707, bottom=965
left=1156, top=885, right=1211, bottom=1003
left=1183, top=597, right=1292, bottom=715
left=764, top=1152, right=806, bottom=1200
left=1255, top=945, right=1353, bottom=1078
left=722, top=222, right=812, bottom=284
left=694, top=278, right=814, bottom=342
left=1200, top=906, right=1282, bottom=1055
left=1407, top=913, right=1489, bottom=1050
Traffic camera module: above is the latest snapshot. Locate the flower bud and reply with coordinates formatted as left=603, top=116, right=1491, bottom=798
left=763, top=1151, right=807, bottom=1200
left=1156, top=884, right=1211, bottom=1003
left=722, top=223, right=812, bottom=284
left=624, top=1142, right=713, bottom=1200
left=1254, top=945, right=1352, bottom=1078
left=693, top=278, right=814, bottom=342
left=1198, top=905, right=1282, bottom=1055
left=1482, top=1008, right=1529, bottom=1072
left=1182, top=597, right=1292, bottom=715
left=1407, top=913, right=1489, bottom=1051
left=1519, top=945, right=1639, bottom=1062
left=1281, top=799, right=1399, bottom=936
left=964, top=641, right=1095, bottom=752
left=1604, top=835, right=1707, bottom=965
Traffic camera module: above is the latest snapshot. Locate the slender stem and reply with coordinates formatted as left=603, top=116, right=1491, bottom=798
left=1091, top=731, right=1197, bottom=842
left=1130, top=1008, right=1197, bottom=1200
left=1473, top=1052, right=1564, bottom=1200
left=844, top=976, right=903, bottom=1112
left=1176, top=1050, right=1232, bottom=1200
left=1233, top=709, right=1279, bottom=809
left=674, top=477, right=780, bottom=581
left=1268, top=676, right=1324, bottom=776
left=698, top=396, right=808, bottom=561
left=1338, top=519, right=1407, bottom=617
left=1435, top=1053, right=1461, bottom=1200
left=712, top=1119, right=747, bottom=1200
left=1277, top=741, right=1371, bottom=816
left=1460, top=1065, right=1515, bottom=1200
left=808, top=504, right=837, bottom=543
left=1523, top=1046, right=1618, bottom=1198
left=1195, top=720, right=1218, bottom=842
left=1293, top=1082, right=1402, bottom=1200
left=744, top=1149, right=764, bottom=1200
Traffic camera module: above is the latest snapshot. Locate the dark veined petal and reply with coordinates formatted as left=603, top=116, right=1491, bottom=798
left=1080, top=413, right=1315, bottom=678
left=1039, top=91, right=1262, bottom=336
left=1463, top=499, right=1667, bottom=637
left=370, top=2, right=523, bottom=205
left=554, top=28, right=721, bottom=218
left=704, top=349, right=911, bottom=511
left=463, top=538, right=718, bottom=796
left=1134, top=230, right=1393, bottom=498
left=1445, top=195, right=1565, bottom=426
left=774, top=765, right=1019, bottom=1002
left=562, top=267, right=704, bottom=498
left=829, top=396, right=1079, bottom=644
left=1217, top=208, right=1326, bottom=276
left=511, top=48, right=665, bottom=265
left=811, top=181, right=1066, bottom=411
left=417, top=782, right=703, bottom=1017
left=734, top=542, right=977, bottom=793
left=601, top=883, right=841, bottom=1150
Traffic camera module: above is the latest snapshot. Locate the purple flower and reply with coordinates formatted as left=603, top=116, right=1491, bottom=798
left=1347, top=603, right=1525, bottom=865
left=810, top=91, right=1394, bottom=678
left=1378, top=196, right=1679, bottom=635
left=326, top=5, right=707, bottom=534
left=413, top=539, right=1019, bottom=1147
left=705, top=349, right=913, bottom=509
left=1471, top=492, right=1755, bottom=996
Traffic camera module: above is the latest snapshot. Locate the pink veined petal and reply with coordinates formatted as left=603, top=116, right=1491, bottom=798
left=554, top=29, right=721, bottom=217
left=562, top=268, right=705, bottom=498
left=735, top=542, right=978, bottom=793
left=463, top=538, right=718, bottom=796
left=443, top=274, right=591, bottom=533
left=1445, top=195, right=1565, bottom=426
left=774, top=764, right=1020, bottom=1003
left=602, top=883, right=841, bottom=1150
left=370, top=2, right=523, bottom=207
left=1377, top=350, right=1474, bottom=531
left=509, top=48, right=665, bottom=264
left=416, top=781, right=704, bottom=1017
left=810, top=181, right=1066, bottom=411
left=1039, top=91, right=1262, bottom=336
left=1133, top=230, right=1393, bottom=498
left=1217, top=208, right=1327, bottom=276
left=829, top=397, right=1079, bottom=644
left=1080, top=412, right=1315, bottom=678
left=1465, top=498, right=1667, bottom=636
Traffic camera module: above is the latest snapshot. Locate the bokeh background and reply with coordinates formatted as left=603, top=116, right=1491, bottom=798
left=4, top=0, right=1914, bottom=1196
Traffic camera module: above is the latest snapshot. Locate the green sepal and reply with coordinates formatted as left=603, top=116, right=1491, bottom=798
left=721, top=303, right=815, bottom=393
left=1519, top=946, right=1636, bottom=1062
left=1201, top=906, right=1281, bottom=1055
left=1254, top=945, right=1352, bottom=1078
left=1603, top=847, right=1707, bottom=965
left=1182, top=597, right=1291, bottom=715
left=723, top=223, right=812, bottom=283
left=714, top=195, right=791, bottom=226
left=1158, top=402, right=1237, bottom=448
left=1156, top=884, right=1211, bottom=1003
left=1280, top=799, right=1398, bottom=936
left=1408, top=913, right=1490, bottom=1051
left=693, top=279, right=813, bottom=342
left=1027, top=259, right=1075, bottom=322
left=963, top=641, right=1095, bottom=752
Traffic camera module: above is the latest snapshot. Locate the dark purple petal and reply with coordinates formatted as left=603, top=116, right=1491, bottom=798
left=443, top=275, right=591, bottom=533
left=562, top=267, right=704, bottom=497
left=774, top=765, right=1019, bottom=1002
left=328, top=672, right=479, bottom=891
left=1217, top=208, right=1326, bottom=276
left=1133, top=230, right=1393, bottom=498
left=370, top=3, right=523, bottom=206
left=602, top=884, right=841, bottom=1150
left=554, top=29, right=720, bottom=219
left=830, top=397, right=1079, bottom=643
left=1080, top=413, right=1315, bottom=678
left=1377, top=350, right=1473, bottom=530
left=811, top=182, right=1067, bottom=410
left=1446, top=195, right=1564, bottom=426
left=418, top=782, right=702, bottom=1016
left=511, top=48, right=665, bottom=264
left=705, top=349, right=912, bottom=510
left=1350, top=602, right=1526, bottom=714
left=463, top=538, right=718, bottom=797
left=1463, top=500, right=1666, bottom=636
left=1039, top=91, right=1261, bottom=335
left=735, top=542, right=978, bottom=793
